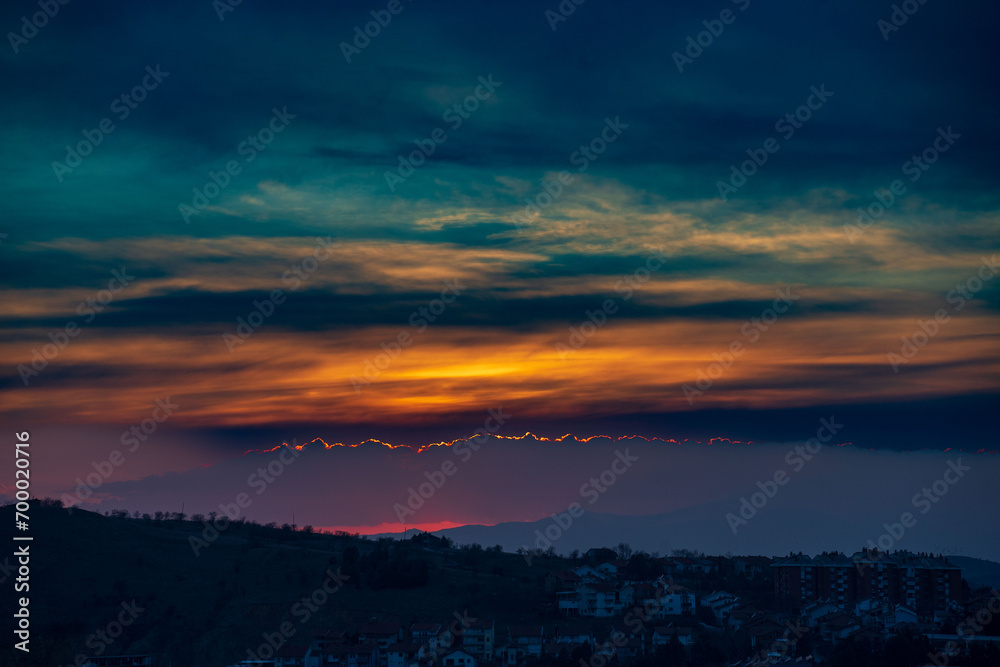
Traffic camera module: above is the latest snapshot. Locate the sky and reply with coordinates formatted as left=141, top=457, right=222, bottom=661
left=1, top=1, right=998, bottom=555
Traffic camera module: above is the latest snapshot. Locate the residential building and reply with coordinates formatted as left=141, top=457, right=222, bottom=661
left=773, top=550, right=961, bottom=616
left=462, top=619, right=495, bottom=661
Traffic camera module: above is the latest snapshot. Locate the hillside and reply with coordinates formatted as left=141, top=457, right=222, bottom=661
left=0, top=502, right=556, bottom=667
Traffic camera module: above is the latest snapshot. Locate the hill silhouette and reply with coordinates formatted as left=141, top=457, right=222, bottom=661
left=0, top=501, right=551, bottom=667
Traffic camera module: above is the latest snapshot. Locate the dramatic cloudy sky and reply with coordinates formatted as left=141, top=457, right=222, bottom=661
left=1, top=1, right=997, bottom=552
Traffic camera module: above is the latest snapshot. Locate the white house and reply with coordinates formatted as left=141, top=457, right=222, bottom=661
left=702, top=591, right=740, bottom=624
left=652, top=578, right=695, bottom=617
left=578, top=582, right=622, bottom=617
left=890, top=605, right=918, bottom=627
left=441, top=649, right=476, bottom=667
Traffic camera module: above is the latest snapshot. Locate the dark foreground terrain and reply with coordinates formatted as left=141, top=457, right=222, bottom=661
left=1, top=501, right=998, bottom=667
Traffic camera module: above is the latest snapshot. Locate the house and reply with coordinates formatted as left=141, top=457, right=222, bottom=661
left=386, top=643, right=421, bottom=667
left=572, top=564, right=607, bottom=581
left=817, top=612, right=861, bottom=644
left=275, top=644, right=310, bottom=667
left=660, top=587, right=695, bottom=616
left=802, top=600, right=840, bottom=628
left=618, top=584, right=635, bottom=607
left=727, top=603, right=765, bottom=630
left=652, top=578, right=695, bottom=617
left=577, top=582, right=623, bottom=617
left=545, top=570, right=581, bottom=593
left=652, top=626, right=693, bottom=647
left=599, top=625, right=643, bottom=661
left=595, top=560, right=628, bottom=579
left=557, top=589, right=580, bottom=616
left=702, top=591, right=740, bottom=624
left=507, top=625, right=544, bottom=657
left=433, top=627, right=460, bottom=655
left=440, top=649, right=476, bottom=667
left=743, top=616, right=787, bottom=651
left=360, top=622, right=404, bottom=667
left=410, top=624, right=443, bottom=647
left=462, top=619, right=495, bottom=661
left=669, top=557, right=715, bottom=575
left=495, top=644, right=525, bottom=667
left=887, top=604, right=918, bottom=629
left=322, top=643, right=380, bottom=667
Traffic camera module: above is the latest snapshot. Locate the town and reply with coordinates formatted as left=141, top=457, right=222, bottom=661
left=212, top=544, right=997, bottom=667
left=8, top=502, right=997, bottom=667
